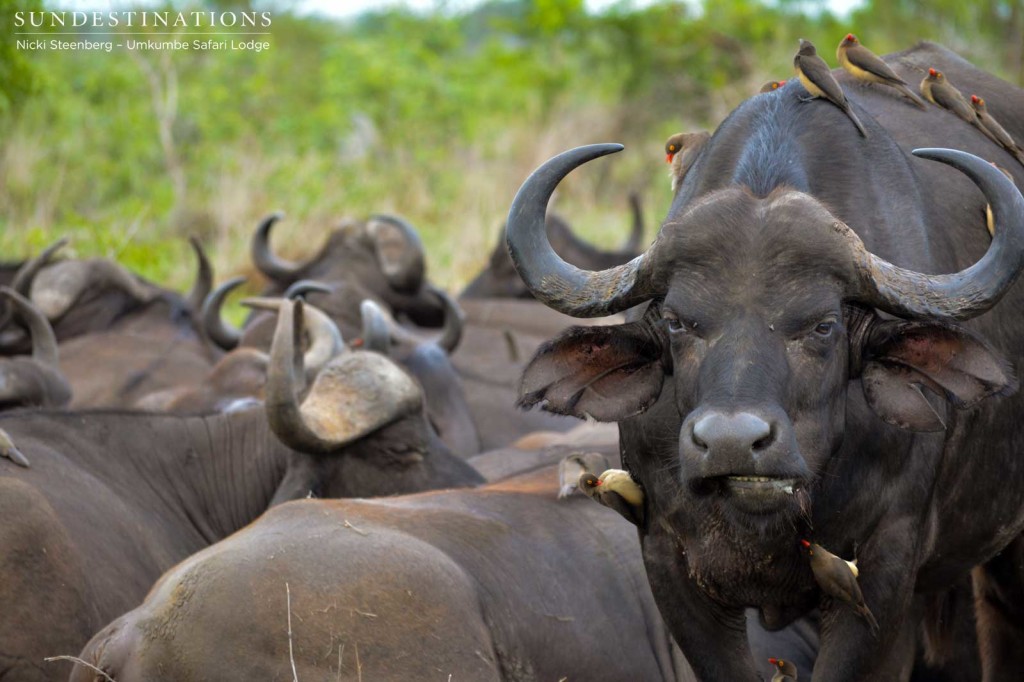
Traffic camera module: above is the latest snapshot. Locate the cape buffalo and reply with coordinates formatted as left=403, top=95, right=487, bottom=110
left=71, top=463, right=696, bottom=682
left=508, top=43, right=1024, bottom=680
left=251, top=212, right=447, bottom=328
left=0, top=288, right=70, bottom=410
left=0, top=299, right=482, bottom=681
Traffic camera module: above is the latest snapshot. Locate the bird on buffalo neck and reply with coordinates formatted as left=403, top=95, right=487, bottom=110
left=836, top=33, right=926, bottom=109
left=758, top=79, right=787, bottom=93
left=664, top=131, right=711, bottom=193
left=557, top=451, right=609, bottom=499
left=793, top=39, right=868, bottom=137
left=920, top=69, right=1001, bottom=146
left=579, top=469, right=645, bottom=526
left=970, top=95, right=1024, bottom=167
left=769, top=657, right=798, bottom=681
left=801, top=539, right=879, bottom=635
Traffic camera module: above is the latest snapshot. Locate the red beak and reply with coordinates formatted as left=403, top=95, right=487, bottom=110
left=800, top=539, right=811, bottom=548
left=769, top=658, right=779, bottom=665
left=665, top=153, right=674, bottom=163
left=928, top=68, right=937, bottom=76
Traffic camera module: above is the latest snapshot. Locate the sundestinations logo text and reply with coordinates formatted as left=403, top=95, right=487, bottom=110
left=14, top=11, right=272, bottom=29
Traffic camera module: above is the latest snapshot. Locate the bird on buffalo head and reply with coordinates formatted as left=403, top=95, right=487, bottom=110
left=802, top=539, right=879, bottom=635
left=758, top=79, right=787, bottom=93
left=836, top=33, right=926, bottom=109
left=970, top=95, right=1024, bottom=167
left=664, top=131, right=711, bottom=193
left=920, top=69, right=1001, bottom=146
left=768, top=657, right=798, bottom=681
left=579, top=469, right=644, bottom=526
left=793, top=39, right=868, bottom=137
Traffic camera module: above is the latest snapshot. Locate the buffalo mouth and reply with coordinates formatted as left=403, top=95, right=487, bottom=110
left=691, top=475, right=804, bottom=515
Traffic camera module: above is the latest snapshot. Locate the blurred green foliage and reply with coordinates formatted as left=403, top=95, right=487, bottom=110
left=0, top=0, right=1019, bottom=291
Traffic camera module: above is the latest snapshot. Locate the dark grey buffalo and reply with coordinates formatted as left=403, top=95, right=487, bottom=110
left=0, top=288, right=70, bottom=410
left=0, top=299, right=482, bottom=681
left=0, top=237, right=217, bottom=407
left=71, top=464, right=696, bottom=682
left=250, top=212, right=447, bottom=329
left=508, top=43, right=1024, bottom=680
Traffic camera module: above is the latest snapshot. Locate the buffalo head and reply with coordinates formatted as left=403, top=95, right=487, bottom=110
left=511, top=144, right=1022, bottom=600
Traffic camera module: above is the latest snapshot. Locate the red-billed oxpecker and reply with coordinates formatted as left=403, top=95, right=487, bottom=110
left=971, top=95, right=1024, bottom=167
left=664, top=131, right=711, bottom=193
left=836, top=33, right=926, bottom=109
left=758, top=79, right=787, bottom=93
left=793, top=38, right=868, bottom=137
left=921, top=69, right=1001, bottom=145
left=769, top=657, right=799, bottom=681
left=579, top=468, right=644, bottom=526
left=802, top=539, right=879, bottom=635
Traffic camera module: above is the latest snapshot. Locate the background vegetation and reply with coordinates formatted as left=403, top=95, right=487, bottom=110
left=2, top=0, right=1021, bottom=298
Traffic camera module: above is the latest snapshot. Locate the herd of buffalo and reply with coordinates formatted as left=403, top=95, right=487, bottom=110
left=4, top=40, right=1024, bottom=681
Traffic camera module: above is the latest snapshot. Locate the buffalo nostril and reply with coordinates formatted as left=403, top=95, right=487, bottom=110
left=691, top=417, right=711, bottom=451
left=752, top=426, right=775, bottom=451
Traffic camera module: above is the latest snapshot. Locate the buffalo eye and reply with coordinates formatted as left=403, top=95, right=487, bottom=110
left=661, top=310, right=686, bottom=334
left=813, top=320, right=836, bottom=338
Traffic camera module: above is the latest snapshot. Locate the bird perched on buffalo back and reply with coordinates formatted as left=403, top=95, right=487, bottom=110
left=579, top=469, right=644, bottom=526
left=801, top=539, right=879, bottom=635
left=793, top=38, right=868, bottom=137
left=920, top=69, right=1001, bottom=145
left=836, top=33, right=926, bottom=109
left=664, top=131, right=711, bottom=193
left=970, top=95, right=1024, bottom=167
left=768, top=657, right=798, bottom=681
left=759, top=79, right=787, bottom=94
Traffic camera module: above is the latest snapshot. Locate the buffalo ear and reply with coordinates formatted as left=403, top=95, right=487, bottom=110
left=519, top=322, right=665, bottom=421
left=861, top=320, right=1017, bottom=432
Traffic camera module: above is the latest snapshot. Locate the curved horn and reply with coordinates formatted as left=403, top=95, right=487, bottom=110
left=264, top=299, right=421, bottom=455
left=242, top=297, right=344, bottom=376
left=429, top=285, right=464, bottom=353
left=284, top=279, right=333, bottom=300
left=185, top=236, right=213, bottom=313
left=367, top=214, right=426, bottom=294
left=0, top=238, right=68, bottom=329
left=0, top=287, right=59, bottom=369
left=850, top=149, right=1024, bottom=320
left=251, top=212, right=305, bottom=282
left=201, top=277, right=246, bottom=351
left=264, top=299, right=328, bottom=453
left=506, top=144, right=656, bottom=317
left=624, top=192, right=644, bottom=253
left=359, top=299, right=391, bottom=353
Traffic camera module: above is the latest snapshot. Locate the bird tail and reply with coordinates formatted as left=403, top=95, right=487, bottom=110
left=974, top=119, right=1003, bottom=147
left=1012, top=147, right=1024, bottom=169
left=860, top=604, right=881, bottom=638
left=896, top=83, right=928, bottom=110
left=847, top=108, right=869, bottom=138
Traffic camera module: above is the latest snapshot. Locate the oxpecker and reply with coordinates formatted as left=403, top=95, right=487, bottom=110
left=793, top=39, right=868, bottom=137
left=836, top=33, right=926, bottom=109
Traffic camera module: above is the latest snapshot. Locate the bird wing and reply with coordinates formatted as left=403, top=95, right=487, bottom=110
left=979, top=112, right=1018, bottom=149
left=847, top=45, right=907, bottom=85
left=932, top=85, right=974, bottom=121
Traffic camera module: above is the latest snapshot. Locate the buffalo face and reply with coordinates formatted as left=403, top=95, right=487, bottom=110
left=514, top=145, right=1021, bottom=605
